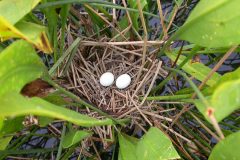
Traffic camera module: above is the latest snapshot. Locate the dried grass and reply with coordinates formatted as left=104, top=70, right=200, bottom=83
left=66, top=38, right=167, bottom=119
left=58, top=37, right=174, bottom=146
left=55, top=2, right=186, bottom=151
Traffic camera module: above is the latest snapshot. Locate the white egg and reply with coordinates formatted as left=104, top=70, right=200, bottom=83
left=116, top=74, right=131, bottom=89
left=100, top=72, right=114, bottom=87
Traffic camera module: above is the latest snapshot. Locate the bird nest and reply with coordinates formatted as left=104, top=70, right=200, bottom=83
left=65, top=38, right=168, bottom=125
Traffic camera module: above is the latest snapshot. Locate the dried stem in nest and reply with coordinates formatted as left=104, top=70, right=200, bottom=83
left=64, top=38, right=169, bottom=127
left=62, top=38, right=170, bottom=145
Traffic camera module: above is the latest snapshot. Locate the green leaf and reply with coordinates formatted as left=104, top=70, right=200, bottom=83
left=0, top=40, right=113, bottom=136
left=84, top=5, right=111, bottom=37
left=0, top=93, right=113, bottom=127
left=14, top=21, right=52, bottom=53
left=118, top=127, right=180, bottom=160
left=62, top=130, right=92, bottom=148
left=117, top=16, right=130, bottom=39
left=84, top=6, right=105, bottom=29
left=0, top=136, right=12, bottom=150
left=118, top=0, right=147, bottom=33
left=38, top=117, right=54, bottom=127
left=176, top=0, right=240, bottom=48
left=0, top=40, right=43, bottom=136
left=0, top=45, right=4, bottom=52
left=59, top=4, right=70, bottom=56
left=194, top=68, right=240, bottom=122
left=213, top=67, right=240, bottom=89
left=209, top=131, right=240, bottom=160
left=0, top=117, right=3, bottom=131
left=128, top=0, right=148, bottom=31
left=0, top=40, right=45, bottom=96
left=41, top=0, right=58, bottom=56
left=166, top=51, right=221, bottom=87
left=136, top=127, right=180, bottom=160
left=0, top=0, right=52, bottom=53
left=118, top=151, right=123, bottom=160
left=118, top=133, right=138, bottom=160
left=0, top=117, right=25, bottom=137
left=96, top=6, right=112, bottom=20
left=175, top=0, right=184, bottom=7
left=175, top=86, right=211, bottom=95
left=194, top=98, right=210, bottom=121
left=43, top=91, right=70, bottom=106
left=210, top=79, right=240, bottom=122
left=0, top=0, right=40, bottom=25
left=0, top=19, right=52, bottom=53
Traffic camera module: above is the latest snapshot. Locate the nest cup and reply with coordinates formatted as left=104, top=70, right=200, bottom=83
left=66, top=39, right=167, bottom=123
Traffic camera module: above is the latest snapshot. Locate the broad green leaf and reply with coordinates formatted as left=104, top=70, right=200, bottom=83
left=166, top=51, right=221, bottom=87
left=0, top=40, right=45, bottom=96
left=0, top=118, right=24, bottom=137
left=1, top=92, right=113, bottom=127
left=0, top=0, right=52, bottom=53
left=176, top=0, right=240, bottom=48
left=118, top=127, right=180, bottom=160
left=38, top=117, right=54, bottom=127
left=194, top=98, right=210, bottom=121
left=0, top=117, right=25, bottom=137
left=194, top=68, right=240, bottom=122
left=211, top=79, right=240, bottom=122
left=43, top=91, right=70, bottom=106
left=194, top=80, right=240, bottom=122
left=0, top=136, right=12, bottom=150
left=0, top=117, right=4, bottom=137
left=0, top=40, right=44, bottom=136
left=0, top=19, right=52, bottom=53
left=0, top=0, right=40, bottom=25
left=0, top=16, right=20, bottom=39
left=39, top=90, right=69, bottom=126
left=0, top=117, right=3, bottom=131
left=0, top=40, right=113, bottom=136
left=118, top=133, right=138, bottom=160
left=136, top=127, right=180, bottom=160
left=62, top=130, right=92, bottom=148
left=213, top=67, right=240, bottom=89
left=118, top=150, right=123, bottom=160
left=14, top=21, right=52, bottom=53
left=221, top=129, right=234, bottom=137
left=0, top=45, right=4, bottom=52
left=209, top=131, right=240, bottom=160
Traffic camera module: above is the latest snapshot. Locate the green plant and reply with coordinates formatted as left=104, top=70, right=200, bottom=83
left=0, top=0, right=239, bottom=159
left=119, top=127, right=180, bottom=160
left=0, top=0, right=114, bottom=153
left=158, top=0, right=240, bottom=158
left=0, top=0, right=52, bottom=53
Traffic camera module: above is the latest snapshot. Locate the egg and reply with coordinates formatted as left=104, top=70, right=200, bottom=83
left=116, top=74, right=131, bottom=89
left=100, top=72, right=114, bottom=87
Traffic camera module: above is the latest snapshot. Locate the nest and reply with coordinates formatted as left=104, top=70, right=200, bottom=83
left=56, top=37, right=175, bottom=149
left=65, top=38, right=168, bottom=123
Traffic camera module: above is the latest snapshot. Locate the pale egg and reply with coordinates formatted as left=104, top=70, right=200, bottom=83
left=116, top=74, right=131, bottom=89
left=100, top=72, right=114, bottom=87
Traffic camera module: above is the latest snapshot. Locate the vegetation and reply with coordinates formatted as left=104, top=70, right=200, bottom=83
left=0, top=0, right=239, bottom=159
